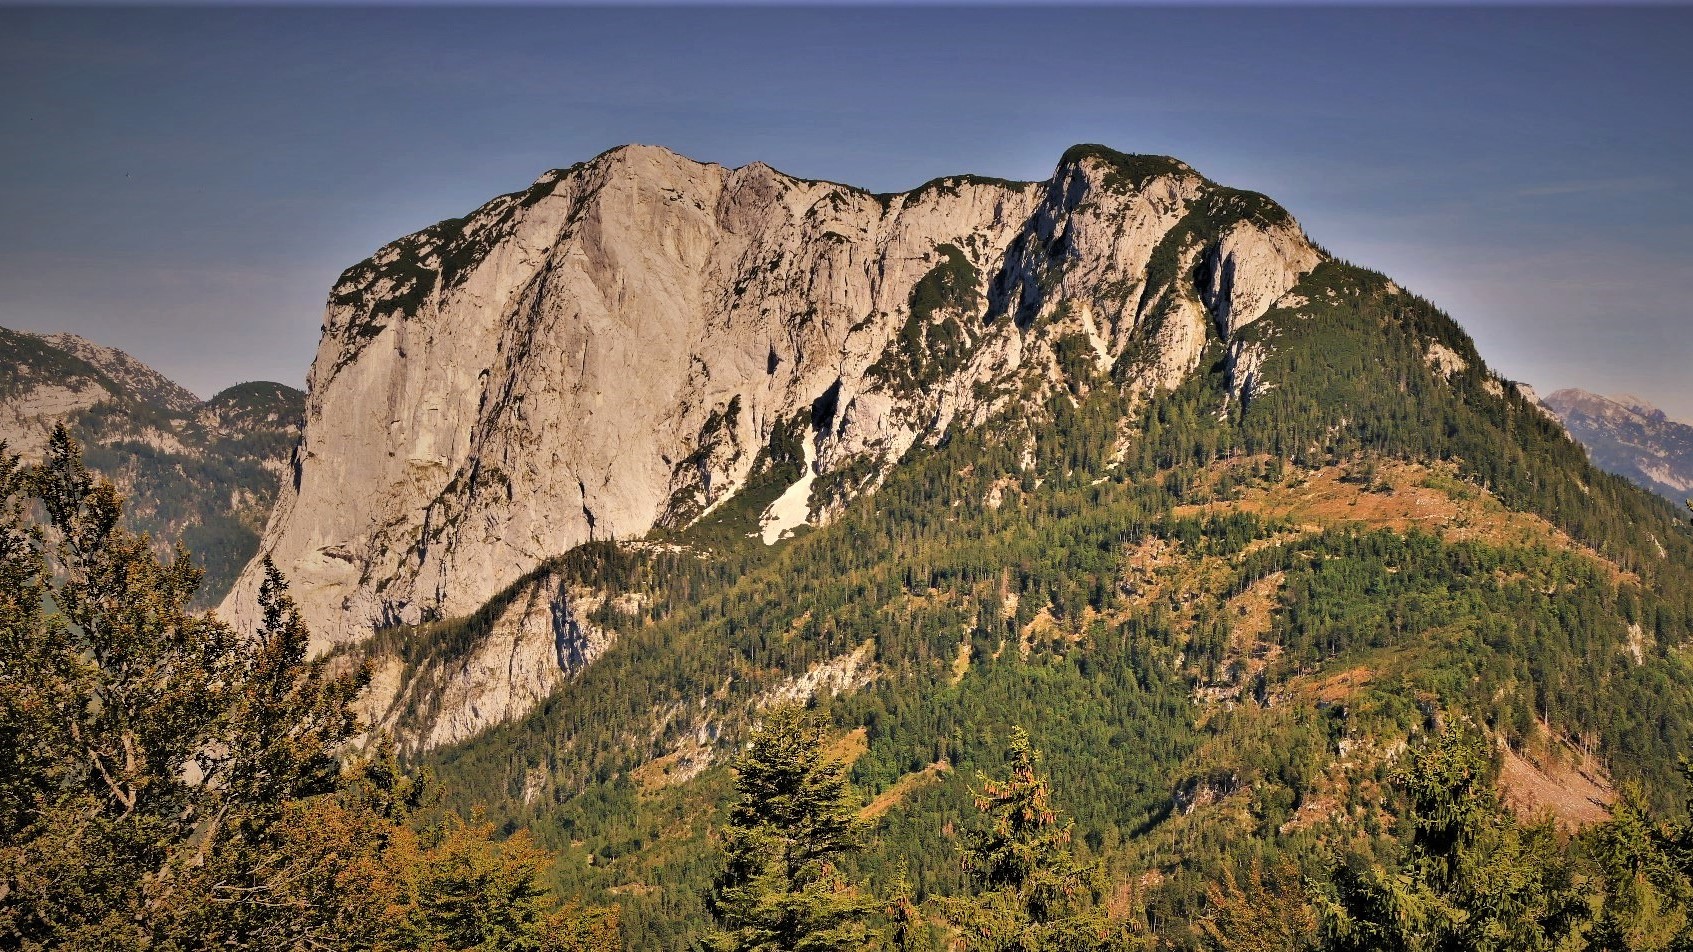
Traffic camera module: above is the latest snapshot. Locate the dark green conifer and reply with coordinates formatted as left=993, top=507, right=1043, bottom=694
left=707, top=704, right=881, bottom=952
left=943, top=728, right=1131, bottom=951
left=1318, top=722, right=1587, bottom=952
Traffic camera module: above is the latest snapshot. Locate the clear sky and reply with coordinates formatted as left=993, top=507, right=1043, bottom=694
left=2, top=5, right=1689, bottom=417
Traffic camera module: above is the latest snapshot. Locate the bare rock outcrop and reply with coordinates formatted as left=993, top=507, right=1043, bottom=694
left=359, top=572, right=615, bottom=753
left=1544, top=388, right=1693, bottom=501
left=222, top=144, right=1326, bottom=687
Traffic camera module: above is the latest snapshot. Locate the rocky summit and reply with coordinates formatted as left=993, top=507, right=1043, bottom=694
left=221, top=144, right=1318, bottom=653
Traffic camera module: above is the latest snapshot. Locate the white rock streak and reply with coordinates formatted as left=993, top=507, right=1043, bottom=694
left=760, top=425, right=818, bottom=544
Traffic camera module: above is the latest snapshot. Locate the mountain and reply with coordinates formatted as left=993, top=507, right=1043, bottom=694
left=221, top=143, right=1318, bottom=732
left=220, top=144, right=1693, bottom=948
left=0, top=326, right=304, bottom=602
left=1543, top=388, right=1693, bottom=503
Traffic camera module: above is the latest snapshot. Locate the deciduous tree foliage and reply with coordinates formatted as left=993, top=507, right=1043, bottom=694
left=0, top=428, right=617, bottom=951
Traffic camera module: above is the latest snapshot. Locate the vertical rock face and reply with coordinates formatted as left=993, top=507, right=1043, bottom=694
left=222, top=144, right=1324, bottom=661
left=359, top=572, right=616, bottom=753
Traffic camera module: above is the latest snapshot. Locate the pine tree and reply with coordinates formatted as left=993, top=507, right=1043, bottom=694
left=942, top=728, right=1131, bottom=952
left=706, top=704, right=882, bottom=952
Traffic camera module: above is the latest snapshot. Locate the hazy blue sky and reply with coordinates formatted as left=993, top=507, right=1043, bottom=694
left=2, top=5, right=1690, bottom=416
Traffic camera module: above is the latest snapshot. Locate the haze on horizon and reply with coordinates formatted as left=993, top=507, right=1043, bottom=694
left=1, top=5, right=1689, bottom=418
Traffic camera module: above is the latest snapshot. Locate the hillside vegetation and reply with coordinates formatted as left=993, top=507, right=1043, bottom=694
left=411, top=258, right=1693, bottom=949
left=0, top=326, right=302, bottom=603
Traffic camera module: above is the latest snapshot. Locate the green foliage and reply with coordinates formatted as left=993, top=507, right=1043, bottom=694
left=1139, top=189, right=1290, bottom=304
left=0, top=427, right=365, bottom=947
left=1577, top=753, right=1693, bottom=951
left=659, top=396, right=750, bottom=529
left=1583, top=788, right=1692, bottom=950
left=942, top=729, right=1133, bottom=951
left=870, top=243, right=984, bottom=392
left=1195, top=858, right=1318, bottom=952
left=0, top=326, right=124, bottom=399
left=1317, top=723, right=1587, bottom=952
left=412, top=222, right=1693, bottom=949
left=1058, top=145, right=1194, bottom=193
left=666, top=407, right=811, bottom=554
left=389, top=812, right=561, bottom=952
left=706, top=706, right=883, bottom=952
left=0, top=430, right=617, bottom=951
left=328, top=168, right=575, bottom=368
left=0, top=327, right=301, bottom=605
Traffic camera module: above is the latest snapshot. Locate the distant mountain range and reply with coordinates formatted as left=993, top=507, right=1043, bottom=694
left=0, top=326, right=302, bottom=603
left=1541, top=388, right=1693, bottom=504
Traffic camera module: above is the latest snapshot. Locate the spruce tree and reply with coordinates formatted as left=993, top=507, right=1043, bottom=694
left=942, top=728, right=1129, bottom=952
left=707, top=704, right=881, bottom=952
left=1317, top=722, right=1587, bottom=952
left=1583, top=788, right=1689, bottom=951
left=1196, top=858, right=1318, bottom=952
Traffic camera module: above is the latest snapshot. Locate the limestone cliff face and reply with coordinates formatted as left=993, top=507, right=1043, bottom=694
left=222, top=145, right=1324, bottom=731
left=359, top=571, right=618, bottom=753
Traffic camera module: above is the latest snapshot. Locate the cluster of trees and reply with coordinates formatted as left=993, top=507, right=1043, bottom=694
left=9, top=414, right=1693, bottom=951
left=14, top=239, right=1693, bottom=950
left=0, top=429, right=618, bottom=950
left=709, top=707, right=1135, bottom=952
left=714, top=708, right=1693, bottom=952
left=411, top=277, right=1693, bottom=945
left=422, top=427, right=1692, bottom=947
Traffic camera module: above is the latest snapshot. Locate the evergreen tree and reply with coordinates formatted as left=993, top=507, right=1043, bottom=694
left=1196, top=858, right=1318, bottom=952
left=707, top=704, right=882, bottom=952
left=1583, top=787, right=1689, bottom=951
left=1317, top=722, right=1587, bottom=952
left=390, top=811, right=566, bottom=951
left=0, top=427, right=368, bottom=948
left=942, top=728, right=1132, bottom=951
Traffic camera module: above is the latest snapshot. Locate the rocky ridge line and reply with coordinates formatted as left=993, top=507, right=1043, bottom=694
left=222, top=143, right=1323, bottom=654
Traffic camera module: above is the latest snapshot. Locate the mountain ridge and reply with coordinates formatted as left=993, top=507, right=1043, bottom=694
left=221, top=142, right=1321, bottom=654
left=0, top=325, right=304, bottom=602
left=35, top=142, right=1692, bottom=949
left=1544, top=387, right=1693, bottom=502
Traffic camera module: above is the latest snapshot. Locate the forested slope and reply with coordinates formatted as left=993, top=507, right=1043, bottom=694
left=0, top=326, right=302, bottom=602
left=415, top=252, right=1693, bottom=948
